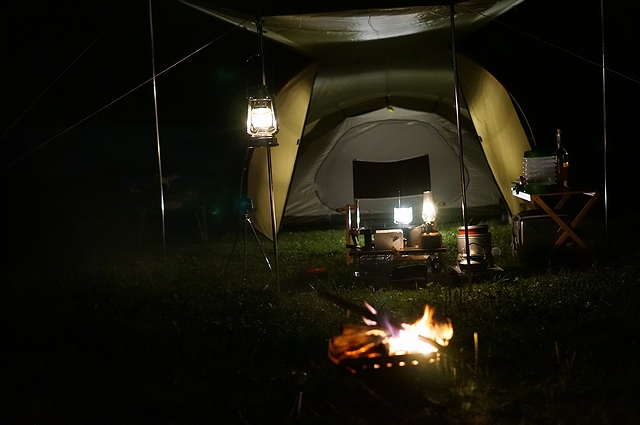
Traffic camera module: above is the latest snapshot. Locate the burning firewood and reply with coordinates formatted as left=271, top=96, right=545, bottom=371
left=320, top=291, right=453, bottom=365
left=329, top=324, right=389, bottom=364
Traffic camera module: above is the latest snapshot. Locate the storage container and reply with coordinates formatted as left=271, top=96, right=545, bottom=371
left=511, top=211, right=568, bottom=263
left=523, top=150, right=556, bottom=193
left=374, top=229, right=404, bottom=250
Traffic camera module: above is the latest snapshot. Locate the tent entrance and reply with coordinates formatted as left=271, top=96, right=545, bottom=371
left=284, top=107, right=504, bottom=227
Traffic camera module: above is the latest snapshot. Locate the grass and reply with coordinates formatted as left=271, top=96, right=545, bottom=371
left=2, top=207, right=640, bottom=424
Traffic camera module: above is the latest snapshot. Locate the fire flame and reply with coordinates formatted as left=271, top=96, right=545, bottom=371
left=329, top=304, right=453, bottom=364
left=387, top=304, right=453, bottom=356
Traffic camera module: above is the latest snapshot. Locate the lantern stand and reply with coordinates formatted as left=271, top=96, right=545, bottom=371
left=222, top=194, right=273, bottom=283
left=246, top=17, right=280, bottom=292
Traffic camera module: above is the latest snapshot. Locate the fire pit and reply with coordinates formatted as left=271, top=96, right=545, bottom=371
left=321, top=291, right=455, bottom=393
left=336, top=344, right=441, bottom=376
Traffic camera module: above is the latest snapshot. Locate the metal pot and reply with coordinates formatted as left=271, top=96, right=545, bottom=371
left=457, top=224, right=492, bottom=270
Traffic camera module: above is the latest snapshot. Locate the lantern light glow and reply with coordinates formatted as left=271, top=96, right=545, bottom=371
left=394, top=206, right=413, bottom=225
left=246, top=89, right=278, bottom=139
left=422, top=191, right=436, bottom=224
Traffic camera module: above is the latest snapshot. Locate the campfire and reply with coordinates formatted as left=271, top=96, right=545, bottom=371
left=321, top=291, right=453, bottom=375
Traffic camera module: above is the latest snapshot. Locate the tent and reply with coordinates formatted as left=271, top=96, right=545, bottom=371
left=181, top=0, right=531, bottom=236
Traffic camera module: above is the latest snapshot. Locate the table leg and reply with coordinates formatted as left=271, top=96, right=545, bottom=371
left=569, top=192, right=600, bottom=229
left=554, top=193, right=572, bottom=210
left=532, top=197, right=590, bottom=253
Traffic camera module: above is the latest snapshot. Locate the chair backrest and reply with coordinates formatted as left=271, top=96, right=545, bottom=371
left=352, top=154, right=431, bottom=199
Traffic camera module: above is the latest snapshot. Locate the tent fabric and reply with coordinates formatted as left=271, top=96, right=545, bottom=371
left=179, top=1, right=525, bottom=59
left=270, top=51, right=529, bottom=232
left=457, top=54, right=532, bottom=216
left=281, top=48, right=516, bottom=228
left=285, top=104, right=503, bottom=226
left=246, top=62, right=318, bottom=237
left=181, top=0, right=530, bottom=236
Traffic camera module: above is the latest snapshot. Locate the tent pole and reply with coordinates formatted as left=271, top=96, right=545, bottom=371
left=600, top=0, right=609, bottom=248
left=450, top=4, right=470, bottom=284
left=149, top=0, right=166, bottom=259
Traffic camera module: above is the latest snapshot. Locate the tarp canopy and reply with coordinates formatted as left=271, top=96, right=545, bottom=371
left=180, top=1, right=525, bottom=59
left=181, top=0, right=531, bottom=236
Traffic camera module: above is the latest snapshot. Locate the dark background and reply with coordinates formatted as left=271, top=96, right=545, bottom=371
left=1, top=0, right=638, bottom=265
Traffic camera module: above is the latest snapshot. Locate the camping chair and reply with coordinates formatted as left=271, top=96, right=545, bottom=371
left=339, top=154, right=445, bottom=279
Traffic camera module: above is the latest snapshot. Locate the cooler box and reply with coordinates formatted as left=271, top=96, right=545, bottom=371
left=374, top=229, right=404, bottom=250
left=512, top=210, right=569, bottom=263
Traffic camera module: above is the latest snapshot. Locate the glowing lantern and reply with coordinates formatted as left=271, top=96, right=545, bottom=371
left=393, top=206, right=413, bottom=225
left=246, top=86, right=278, bottom=140
left=422, top=190, right=437, bottom=224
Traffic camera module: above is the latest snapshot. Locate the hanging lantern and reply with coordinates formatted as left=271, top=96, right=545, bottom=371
left=245, top=18, right=278, bottom=147
left=246, top=85, right=278, bottom=139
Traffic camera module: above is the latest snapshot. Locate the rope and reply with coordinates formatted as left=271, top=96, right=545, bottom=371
left=0, top=11, right=247, bottom=172
left=0, top=1, right=137, bottom=144
left=454, top=2, right=640, bottom=86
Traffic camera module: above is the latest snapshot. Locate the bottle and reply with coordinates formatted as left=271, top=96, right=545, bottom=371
left=555, top=129, right=569, bottom=188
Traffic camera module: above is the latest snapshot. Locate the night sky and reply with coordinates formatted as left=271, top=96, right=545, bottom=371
left=0, top=0, right=298, bottom=184
left=2, top=0, right=639, bottom=255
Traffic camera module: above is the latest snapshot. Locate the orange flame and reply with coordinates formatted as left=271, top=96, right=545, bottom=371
left=329, top=304, right=453, bottom=363
left=387, top=305, right=453, bottom=356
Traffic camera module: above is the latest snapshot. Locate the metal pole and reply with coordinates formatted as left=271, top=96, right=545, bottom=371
left=243, top=212, right=248, bottom=282
left=266, top=146, right=280, bottom=292
left=255, top=17, right=280, bottom=291
left=148, top=0, right=166, bottom=259
left=600, top=0, right=609, bottom=247
left=450, top=4, right=470, bottom=280
left=258, top=17, right=267, bottom=87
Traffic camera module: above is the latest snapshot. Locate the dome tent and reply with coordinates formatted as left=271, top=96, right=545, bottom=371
left=284, top=51, right=516, bottom=227
left=181, top=0, right=531, bottom=237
